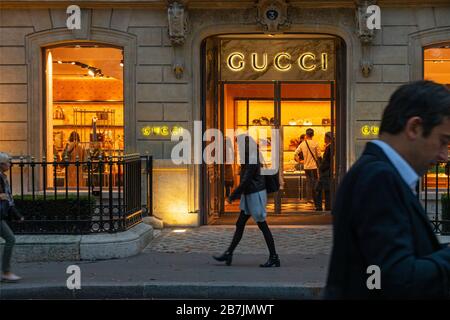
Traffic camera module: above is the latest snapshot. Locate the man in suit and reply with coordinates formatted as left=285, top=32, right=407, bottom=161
left=325, top=80, right=450, bottom=299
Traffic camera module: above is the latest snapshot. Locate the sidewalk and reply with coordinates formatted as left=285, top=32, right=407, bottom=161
left=0, top=226, right=331, bottom=299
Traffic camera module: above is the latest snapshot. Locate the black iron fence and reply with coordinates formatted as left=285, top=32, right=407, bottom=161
left=421, top=161, right=450, bottom=235
left=6, top=154, right=153, bottom=234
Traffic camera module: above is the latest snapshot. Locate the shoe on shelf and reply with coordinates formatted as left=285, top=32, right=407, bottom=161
left=1, top=273, right=22, bottom=283
left=260, top=254, right=281, bottom=268
left=213, top=251, right=233, bottom=266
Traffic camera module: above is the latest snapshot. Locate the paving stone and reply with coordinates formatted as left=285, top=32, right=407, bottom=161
left=145, top=226, right=332, bottom=255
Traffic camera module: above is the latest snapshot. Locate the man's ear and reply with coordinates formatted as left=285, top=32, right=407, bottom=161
left=404, top=116, right=423, bottom=140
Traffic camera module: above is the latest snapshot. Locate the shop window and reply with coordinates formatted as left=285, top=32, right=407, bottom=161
left=424, top=44, right=450, bottom=189
left=45, top=44, right=124, bottom=188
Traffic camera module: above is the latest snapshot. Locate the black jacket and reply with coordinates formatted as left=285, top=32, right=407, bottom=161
left=319, top=143, right=331, bottom=177
left=229, top=164, right=266, bottom=201
left=0, top=174, right=23, bottom=221
left=324, top=142, right=450, bottom=299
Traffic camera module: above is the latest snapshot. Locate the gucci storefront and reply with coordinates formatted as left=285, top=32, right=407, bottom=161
left=201, top=35, right=346, bottom=223
left=0, top=0, right=450, bottom=226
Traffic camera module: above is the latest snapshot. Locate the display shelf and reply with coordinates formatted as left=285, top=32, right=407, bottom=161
left=53, top=125, right=124, bottom=128
left=53, top=100, right=123, bottom=104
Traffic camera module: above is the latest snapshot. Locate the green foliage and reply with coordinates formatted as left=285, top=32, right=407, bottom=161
left=12, top=195, right=94, bottom=219
left=428, top=164, right=447, bottom=175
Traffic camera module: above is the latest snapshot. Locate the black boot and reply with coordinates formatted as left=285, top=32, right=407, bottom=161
left=213, top=251, right=233, bottom=266
left=260, top=254, right=280, bottom=268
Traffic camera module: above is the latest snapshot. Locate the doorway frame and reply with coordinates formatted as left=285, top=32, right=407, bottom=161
left=198, top=32, right=348, bottom=225
left=216, top=80, right=337, bottom=216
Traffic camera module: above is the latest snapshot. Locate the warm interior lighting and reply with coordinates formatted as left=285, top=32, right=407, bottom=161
left=120, top=60, right=124, bottom=67
left=172, top=229, right=187, bottom=233
left=46, top=45, right=125, bottom=191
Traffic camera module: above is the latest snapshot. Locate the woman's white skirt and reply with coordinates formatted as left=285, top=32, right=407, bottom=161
left=239, top=189, right=268, bottom=222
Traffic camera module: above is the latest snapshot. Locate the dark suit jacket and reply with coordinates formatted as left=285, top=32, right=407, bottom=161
left=324, top=142, right=450, bottom=299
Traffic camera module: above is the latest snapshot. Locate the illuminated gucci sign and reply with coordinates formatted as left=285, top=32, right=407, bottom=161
left=361, top=125, right=379, bottom=136
left=226, top=52, right=328, bottom=72
left=141, top=125, right=184, bottom=137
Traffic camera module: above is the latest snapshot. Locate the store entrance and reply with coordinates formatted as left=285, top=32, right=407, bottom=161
left=220, top=81, right=336, bottom=215
left=201, top=34, right=345, bottom=224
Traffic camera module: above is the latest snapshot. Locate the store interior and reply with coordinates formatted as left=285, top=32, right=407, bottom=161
left=45, top=44, right=124, bottom=187
left=424, top=44, right=450, bottom=189
left=222, top=83, right=333, bottom=213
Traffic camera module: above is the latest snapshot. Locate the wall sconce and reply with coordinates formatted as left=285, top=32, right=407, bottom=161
left=168, top=1, right=189, bottom=79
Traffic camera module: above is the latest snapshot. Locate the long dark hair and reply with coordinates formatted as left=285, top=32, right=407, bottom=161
left=239, top=135, right=263, bottom=166
left=69, top=131, right=81, bottom=143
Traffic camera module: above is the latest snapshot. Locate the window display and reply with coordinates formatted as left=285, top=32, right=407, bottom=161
left=424, top=44, right=450, bottom=189
left=223, top=82, right=334, bottom=213
left=45, top=45, right=124, bottom=188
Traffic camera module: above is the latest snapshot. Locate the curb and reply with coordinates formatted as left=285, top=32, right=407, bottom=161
left=0, top=282, right=324, bottom=300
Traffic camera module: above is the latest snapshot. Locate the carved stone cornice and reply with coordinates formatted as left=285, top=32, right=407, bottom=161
left=256, top=0, right=291, bottom=34
left=166, top=1, right=189, bottom=79
left=167, top=0, right=189, bottom=46
left=355, top=0, right=378, bottom=77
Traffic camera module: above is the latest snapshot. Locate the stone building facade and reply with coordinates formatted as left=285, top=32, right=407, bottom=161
left=1, top=0, right=450, bottom=227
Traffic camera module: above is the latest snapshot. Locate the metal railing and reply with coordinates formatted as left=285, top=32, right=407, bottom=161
left=6, top=154, right=153, bottom=234
left=421, top=161, right=450, bottom=235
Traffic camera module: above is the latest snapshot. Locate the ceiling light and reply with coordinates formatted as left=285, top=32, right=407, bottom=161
left=71, top=61, right=76, bottom=65
left=57, top=60, right=62, bottom=64
left=87, top=68, right=95, bottom=77
left=172, top=229, right=186, bottom=233
left=120, top=60, right=124, bottom=67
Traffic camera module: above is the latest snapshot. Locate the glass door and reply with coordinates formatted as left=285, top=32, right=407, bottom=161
left=222, top=82, right=276, bottom=214
left=220, top=81, right=335, bottom=214
left=279, top=82, right=335, bottom=213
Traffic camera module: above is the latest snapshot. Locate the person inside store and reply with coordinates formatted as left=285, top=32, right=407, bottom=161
left=294, top=134, right=306, bottom=171
left=294, top=128, right=322, bottom=210
left=213, top=135, right=280, bottom=268
left=0, top=152, right=24, bottom=282
left=325, top=80, right=450, bottom=299
left=63, top=131, right=85, bottom=187
left=315, top=132, right=333, bottom=211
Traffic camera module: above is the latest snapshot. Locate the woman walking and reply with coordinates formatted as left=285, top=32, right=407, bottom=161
left=0, top=152, right=24, bottom=282
left=213, top=136, right=280, bottom=267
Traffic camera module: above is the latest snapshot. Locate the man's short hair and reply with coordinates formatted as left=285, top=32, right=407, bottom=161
left=306, top=128, right=314, bottom=137
left=0, top=152, right=11, bottom=164
left=325, top=132, right=333, bottom=140
left=379, top=80, right=450, bottom=137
